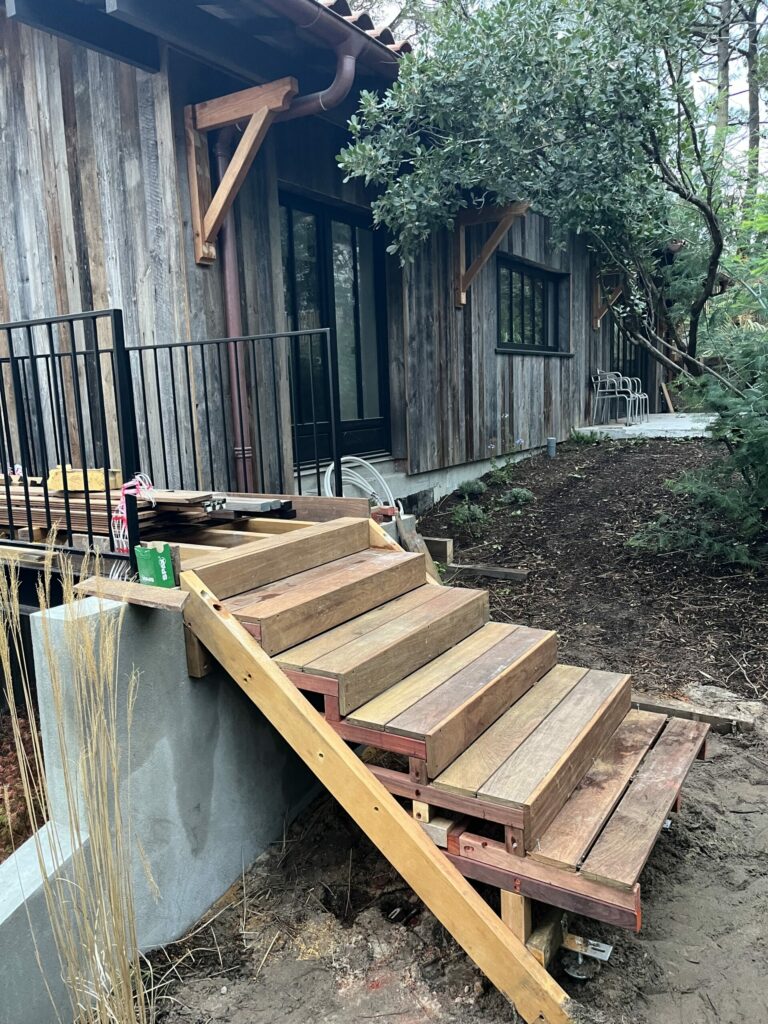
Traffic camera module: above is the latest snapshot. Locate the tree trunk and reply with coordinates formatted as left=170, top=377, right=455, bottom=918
left=717, top=0, right=733, bottom=139
left=744, top=3, right=760, bottom=209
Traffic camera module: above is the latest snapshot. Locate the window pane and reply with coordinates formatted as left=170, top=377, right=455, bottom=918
left=511, top=271, right=522, bottom=344
left=499, top=266, right=511, bottom=345
left=356, top=228, right=381, bottom=419
left=279, top=206, right=294, bottom=329
left=332, top=220, right=359, bottom=421
left=289, top=211, right=327, bottom=423
left=523, top=276, right=534, bottom=346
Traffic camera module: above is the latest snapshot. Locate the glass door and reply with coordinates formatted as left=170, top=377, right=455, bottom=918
left=279, top=195, right=389, bottom=460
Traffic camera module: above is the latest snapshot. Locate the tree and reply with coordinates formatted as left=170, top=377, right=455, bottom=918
left=338, top=0, right=765, bottom=386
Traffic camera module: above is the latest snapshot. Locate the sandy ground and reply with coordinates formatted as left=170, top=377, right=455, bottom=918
left=156, top=729, right=768, bottom=1024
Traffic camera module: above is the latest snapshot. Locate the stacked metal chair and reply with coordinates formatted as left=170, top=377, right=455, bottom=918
left=591, top=369, right=649, bottom=425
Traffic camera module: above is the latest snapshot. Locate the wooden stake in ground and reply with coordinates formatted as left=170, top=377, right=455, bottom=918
left=181, top=570, right=573, bottom=1024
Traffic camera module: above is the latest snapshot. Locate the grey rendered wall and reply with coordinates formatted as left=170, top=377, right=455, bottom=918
left=30, top=597, right=316, bottom=949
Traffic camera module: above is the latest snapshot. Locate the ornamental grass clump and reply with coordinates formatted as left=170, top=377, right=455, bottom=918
left=0, top=551, right=157, bottom=1024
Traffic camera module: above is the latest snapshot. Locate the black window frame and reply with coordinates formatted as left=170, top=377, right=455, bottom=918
left=496, top=255, right=572, bottom=357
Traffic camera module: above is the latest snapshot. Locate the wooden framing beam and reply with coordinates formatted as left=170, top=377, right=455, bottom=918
left=592, top=275, right=623, bottom=330
left=454, top=202, right=530, bottom=307
left=180, top=571, right=572, bottom=1024
left=184, top=78, right=298, bottom=264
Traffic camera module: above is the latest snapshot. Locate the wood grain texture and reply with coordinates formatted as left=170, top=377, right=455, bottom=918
left=531, top=710, right=666, bottom=872
left=278, top=585, right=446, bottom=670
left=75, top=576, right=187, bottom=611
left=347, top=622, right=514, bottom=730
left=478, top=671, right=631, bottom=827
left=581, top=718, right=709, bottom=890
left=192, top=518, right=370, bottom=599
left=433, top=665, right=589, bottom=797
left=389, top=627, right=558, bottom=778
left=180, top=572, right=573, bottom=1024
left=226, top=550, right=425, bottom=656
left=321, top=587, right=489, bottom=715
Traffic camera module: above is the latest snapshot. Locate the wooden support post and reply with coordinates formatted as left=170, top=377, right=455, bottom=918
left=412, top=800, right=432, bottom=823
left=505, top=824, right=526, bottom=858
left=180, top=571, right=572, bottom=1024
left=527, top=908, right=566, bottom=969
left=501, top=890, right=532, bottom=945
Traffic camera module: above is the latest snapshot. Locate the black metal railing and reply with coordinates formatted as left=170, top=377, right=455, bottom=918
left=0, top=309, right=140, bottom=561
left=0, top=311, right=343, bottom=563
left=126, top=328, right=343, bottom=498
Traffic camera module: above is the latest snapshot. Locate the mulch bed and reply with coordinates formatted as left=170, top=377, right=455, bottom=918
left=0, top=710, right=36, bottom=862
left=418, top=438, right=768, bottom=701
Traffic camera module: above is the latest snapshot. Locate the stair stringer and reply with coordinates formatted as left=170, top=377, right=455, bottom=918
left=180, top=569, right=573, bottom=1024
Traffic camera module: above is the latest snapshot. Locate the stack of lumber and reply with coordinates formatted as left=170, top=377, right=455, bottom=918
left=0, top=483, right=155, bottom=535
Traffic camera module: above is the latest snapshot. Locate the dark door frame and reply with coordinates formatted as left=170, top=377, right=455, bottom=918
left=279, top=189, right=391, bottom=459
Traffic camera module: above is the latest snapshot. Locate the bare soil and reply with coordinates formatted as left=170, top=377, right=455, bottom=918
left=419, top=438, right=767, bottom=702
left=155, top=439, right=768, bottom=1024
left=0, top=710, right=35, bottom=863
left=155, top=733, right=768, bottom=1024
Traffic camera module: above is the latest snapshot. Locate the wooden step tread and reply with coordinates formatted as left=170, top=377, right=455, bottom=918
left=580, top=717, right=709, bottom=890
left=349, top=623, right=557, bottom=777
left=190, top=516, right=370, bottom=599
left=224, top=549, right=425, bottom=655
left=278, top=585, right=489, bottom=715
left=432, top=665, right=589, bottom=797
left=530, top=710, right=667, bottom=871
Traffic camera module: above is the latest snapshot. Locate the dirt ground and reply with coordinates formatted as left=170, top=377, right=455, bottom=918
left=155, top=732, right=768, bottom=1024
left=0, top=710, right=35, bottom=862
left=155, top=439, right=768, bottom=1024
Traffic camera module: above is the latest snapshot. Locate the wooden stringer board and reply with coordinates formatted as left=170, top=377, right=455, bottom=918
left=180, top=570, right=573, bottom=1024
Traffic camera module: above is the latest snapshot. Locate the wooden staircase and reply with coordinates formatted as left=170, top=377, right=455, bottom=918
left=105, top=513, right=710, bottom=1024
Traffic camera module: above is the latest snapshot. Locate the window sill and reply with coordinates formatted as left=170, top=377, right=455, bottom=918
left=495, top=347, right=575, bottom=358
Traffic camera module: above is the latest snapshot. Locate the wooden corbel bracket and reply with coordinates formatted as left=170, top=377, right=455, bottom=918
left=592, top=275, right=623, bottom=330
left=185, top=77, right=298, bottom=265
left=453, top=201, right=531, bottom=307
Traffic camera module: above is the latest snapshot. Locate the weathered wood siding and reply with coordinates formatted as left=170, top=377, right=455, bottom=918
left=0, top=16, right=290, bottom=490
left=399, top=213, right=598, bottom=475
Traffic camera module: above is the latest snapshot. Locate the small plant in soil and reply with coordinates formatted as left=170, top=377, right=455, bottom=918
left=500, top=487, right=535, bottom=505
left=486, top=456, right=518, bottom=487
left=450, top=501, right=487, bottom=534
left=457, top=478, right=487, bottom=498
left=570, top=428, right=602, bottom=445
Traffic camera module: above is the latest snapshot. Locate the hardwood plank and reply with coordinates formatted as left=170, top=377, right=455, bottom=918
left=192, top=517, right=370, bottom=598
left=227, top=492, right=370, bottom=522
left=347, top=623, right=513, bottom=730
left=227, top=550, right=425, bottom=656
left=315, top=588, right=489, bottom=715
left=277, top=585, right=446, bottom=671
left=180, top=572, right=573, bottom=1024
left=433, top=666, right=589, bottom=797
left=501, top=891, right=532, bottom=944
left=75, top=576, right=187, bottom=611
left=452, top=833, right=641, bottom=932
left=531, top=711, right=667, bottom=872
left=580, top=718, right=709, bottom=890
left=390, top=628, right=558, bottom=778
left=479, top=671, right=631, bottom=844
left=229, top=519, right=314, bottom=534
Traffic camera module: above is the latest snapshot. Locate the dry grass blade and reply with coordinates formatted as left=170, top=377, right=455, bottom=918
left=0, top=547, right=157, bottom=1023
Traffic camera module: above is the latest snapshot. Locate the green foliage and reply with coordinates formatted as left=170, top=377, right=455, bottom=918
left=450, top=500, right=488, bottom=532
left=633, top=328, right=768, bottom=564
left=457, top=477, right=488, bottom=497
left=486, top=456, right=518, bottom=486
left=570, top=429, right=602, bottom=445
left=500, top=487, right=535, bottom=505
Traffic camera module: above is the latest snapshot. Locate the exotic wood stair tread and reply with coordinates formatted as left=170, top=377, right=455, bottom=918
left=225, top=549, right=425, bottom=655
left=580, top=717, right=709, bottom=890
left=530, top=710, right=668, bottom=872
left=278, top=584, right=489, bottom=715
left=347, top=622, right=515, bottom=730
left=432, top=665, right=589, bottom=797
left=478, top=669, right=631, bottom=845
left=190, top=516, right=370, bottom=599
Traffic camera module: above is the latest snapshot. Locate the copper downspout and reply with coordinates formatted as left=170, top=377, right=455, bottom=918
left=213, top=21, right=365, bottom=491
left=215, top=128, right=254, bottom=492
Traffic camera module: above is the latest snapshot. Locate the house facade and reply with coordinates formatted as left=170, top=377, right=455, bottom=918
left=0, top=1, right=652, bottom=504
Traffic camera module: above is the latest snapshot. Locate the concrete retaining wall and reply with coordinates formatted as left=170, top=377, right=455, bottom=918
left=0, top=597, right=316, bottom=1022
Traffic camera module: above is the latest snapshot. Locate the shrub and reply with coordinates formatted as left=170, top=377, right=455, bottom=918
left=500, top=487, right=535, bottom=506
left=457, top=478, right=487, bottom=497
left=632, top=329, right=768, bottom=565
left=450, top=502, right=487, bottom=532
